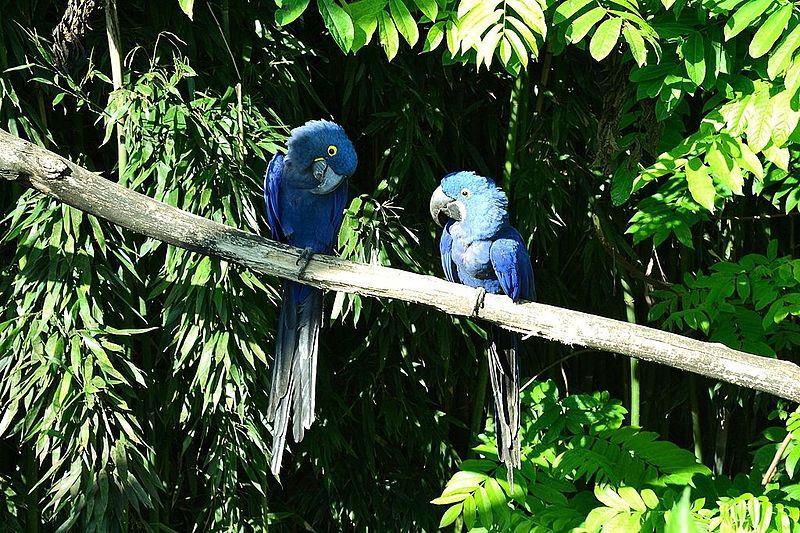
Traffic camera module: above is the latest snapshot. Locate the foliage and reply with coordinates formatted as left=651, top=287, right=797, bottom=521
left=1, top=0, right=800, bottom=530
left=435, top=382, right=800, bottom=533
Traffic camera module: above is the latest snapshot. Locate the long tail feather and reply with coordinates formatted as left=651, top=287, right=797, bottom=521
left=267, top=281, right=322, bottom=475
left=487, top=325, right=520, bottom=488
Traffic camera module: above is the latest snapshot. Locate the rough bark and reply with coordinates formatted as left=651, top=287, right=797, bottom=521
left=2, top=128, right=800, bottom=402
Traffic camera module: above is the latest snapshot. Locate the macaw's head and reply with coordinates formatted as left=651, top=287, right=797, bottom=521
left=286, top=119, right=358, bottom=194
left=430, top=171, right=509, bottom=237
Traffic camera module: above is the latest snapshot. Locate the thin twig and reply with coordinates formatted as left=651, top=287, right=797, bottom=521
left=762, top=432, right=794, bottom=485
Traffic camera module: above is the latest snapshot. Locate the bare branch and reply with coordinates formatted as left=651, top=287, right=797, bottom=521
left=2, top=128, right=800, bottom=402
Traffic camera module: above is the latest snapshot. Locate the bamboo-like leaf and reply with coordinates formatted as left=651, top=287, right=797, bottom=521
left=590, top=17, right=623, bottom=61
left=748, top=3, right=792, bottom=58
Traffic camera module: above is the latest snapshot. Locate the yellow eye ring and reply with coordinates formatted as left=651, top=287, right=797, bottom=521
left=327, top=145, right=338, bottom=157
left=460, top=188, right=471, bottom=197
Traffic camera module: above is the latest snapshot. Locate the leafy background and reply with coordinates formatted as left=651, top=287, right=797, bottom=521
left=1, top=0, right=800, bottom=531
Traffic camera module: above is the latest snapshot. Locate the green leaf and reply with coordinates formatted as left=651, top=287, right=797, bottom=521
left=276, top=0, right=311, bottom=25
left=684, top=32, right=706, bottom=86
left=319, top=0, right=356, bottom=52
left=507, top=0, right=547, bottom=39
left=178, top=0, right=194, bottom=20
left=431, top=492, right=470, bottom=505
left=507, top=28, right=530, bottom=68
left=378, top=11, right=400, bottom=60
left=438, top=502, right=463, bottom=528
left=413, top=0, right=437, bottom=20
left=554, top=0, right=593, bottom=23
left=623, top=23, right=647, bottom=66
left=665, top=488, right=700, bottom=533
left=746, top=89, right=772, bottom=152
left=768, top=22, right=800, bottom=79
left=476, top=24, right=503, bottom=69
left=641, top=488, right=659, bottom=509
left=446, top=21, right=460, bottom=56
left=706, top=143, right=743, bottom=194
left=787, top=56, right=800, bottom=91
left=749, top=3, right=792, bottom=58
left=422, top=22, right=445, bottom=52
left=389, top=0, right=419, bottom=46
left=686, top=157, right=716, bottom=212
left=567, top=7, right=607, bottom=44
left=590, top=17, right=623, bottom=61
left=463, top=494, right=477, bottom=529
left=763, top=142, right=790, bottom=170
left=786, top=442, right=800, bottom=478
left=724, top=0, right=773, bottom=41
left=769, top=91, right=800, bottom=147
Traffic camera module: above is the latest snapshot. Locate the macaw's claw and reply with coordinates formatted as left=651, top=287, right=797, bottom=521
left=472, top=287, right=486, bottom=317
left=296, top=248, right=314, bottom=280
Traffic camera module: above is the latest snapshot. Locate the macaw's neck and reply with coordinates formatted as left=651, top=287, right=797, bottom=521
left=282, top=156, right=319, bottom=189
left=451, top=213, right=509, bottom=243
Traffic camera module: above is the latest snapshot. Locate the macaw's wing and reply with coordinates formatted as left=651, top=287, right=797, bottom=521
left=489, top=230, right=535, bottom=302
left=439, top=220, right=460, bottom=284
left=264, top=153, right=285, bottom=242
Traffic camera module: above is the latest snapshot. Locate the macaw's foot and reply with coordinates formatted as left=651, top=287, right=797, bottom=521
left=472, top=287, right=486, bottom=317
left=296, top=248, right=314, bottom=280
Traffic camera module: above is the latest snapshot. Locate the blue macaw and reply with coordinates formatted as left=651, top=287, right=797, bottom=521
left=429, top=171, right=535, bottom=485
left=264, top=119, right=357, bottom=475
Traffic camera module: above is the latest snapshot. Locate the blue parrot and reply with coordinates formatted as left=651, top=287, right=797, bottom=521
left=429, top=171, right=535, bottom=485
left=263, top=119, right=357, bottom=475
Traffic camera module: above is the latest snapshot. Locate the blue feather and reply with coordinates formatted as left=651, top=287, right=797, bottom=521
left=432, top=170, right=534, bottom=487
left=263, top=120, right=356, bottom=476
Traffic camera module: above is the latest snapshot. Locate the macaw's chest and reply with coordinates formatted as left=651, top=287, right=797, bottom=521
left=451, top=238, right=496, bottom=280
left=278, top=180, right=345, bottom=252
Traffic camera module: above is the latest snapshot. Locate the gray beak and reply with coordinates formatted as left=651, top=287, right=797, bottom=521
left=311, top=160, right=347, bottom=195
left=429, top=185, right=464, bottom=227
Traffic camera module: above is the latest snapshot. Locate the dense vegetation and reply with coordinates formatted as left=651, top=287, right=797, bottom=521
left=1, top=0, right=800, bottom=530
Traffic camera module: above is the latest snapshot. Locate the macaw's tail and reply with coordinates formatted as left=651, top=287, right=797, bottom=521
left=487, top=325, right=521, bottom=488
left=267, top=281, right=322, bottom=476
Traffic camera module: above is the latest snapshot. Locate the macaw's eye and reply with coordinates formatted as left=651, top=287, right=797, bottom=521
left=460, top=188, right=471, bottom=197
left=327, top=145, right=338, bottom=157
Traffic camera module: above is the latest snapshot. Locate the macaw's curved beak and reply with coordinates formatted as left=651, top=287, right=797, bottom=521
left=310, top=159, right=348, bottom=195
left=429, top=186, right=464, bottom=227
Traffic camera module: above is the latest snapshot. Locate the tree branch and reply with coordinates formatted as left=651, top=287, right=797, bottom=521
left=2, top=128, right=800, bottom=402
